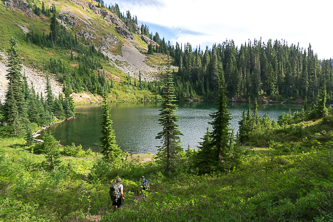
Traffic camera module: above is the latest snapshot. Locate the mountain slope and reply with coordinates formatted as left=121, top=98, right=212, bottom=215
left=0, top=0, right=171, bottom=103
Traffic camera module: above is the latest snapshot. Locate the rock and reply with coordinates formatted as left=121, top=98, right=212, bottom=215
left=140, top=35, right=159, bottom=48
left=86, top=2, right=134, bottom=40
left=115, top=26, right=134, bottom=40
left=3, top=0, right=34, bottom=18
left=103, top=12, right=123, bottom=27
left=18, top=25, right=29, bottom=34
left=76, top=30, right=96, bottom=40
left=56, top=18, right=71, bottom=30
left=99, top=34, right=120, bottom=50
left=135, top=24, right=141, bottom=34
left=59, top=14, right=79, bottom=27
left=0, top=52, right=63, bottom=104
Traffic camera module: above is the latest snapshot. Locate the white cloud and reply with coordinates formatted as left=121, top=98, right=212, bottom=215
left=107, top=0, right=333, bottom=59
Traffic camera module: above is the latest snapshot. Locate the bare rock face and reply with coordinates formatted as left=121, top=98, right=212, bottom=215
left=87, top=3, right=134, bottom=40
left=135, top=24, right=141, bottom=34
left=3, top=0, right=34, bottom=18
left=140, top=35, right=159, bottom=48
left=76, top=30, right=96, bottom=40
left=88, top=3, right=101, bottom=14
left=59, top=14, right=80, bottom=27
left=103, top=13, right=123, bottom=27
left=99, top=34, right=120, bottom=50
left=0, top=52, right=62, bottom=104
left=115, top=26, right=134, bottom=40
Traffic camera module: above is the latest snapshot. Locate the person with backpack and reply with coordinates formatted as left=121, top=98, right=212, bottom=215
left=141, top=176, right=150, bottom=191
left=109, top=177, right=124, bottom=212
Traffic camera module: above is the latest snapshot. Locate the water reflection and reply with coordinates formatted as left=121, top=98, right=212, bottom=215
left=45, top=102, right=302, bottom=154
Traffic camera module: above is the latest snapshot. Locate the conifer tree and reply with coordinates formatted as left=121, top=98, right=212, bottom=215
left=316, top=86, right=328, bottom=118
left=50, top=12, right=58, bottom=42
left=238, top=110, right=248, bottom=144
left=46, top=74, right=54, bottom=113
left=25, top=123, right=34, bottom=146
left=303, top=96, right=307, bottom=113
left=156, top=70, right=183, bottom=174
left=4, top=38, right=28, bottom=136
left=195, top=127, right=215, bottom=174
left=100, top=95, right=122, bottom=160
left=209, top=83, right=232, bottom=171
left=253, top=98, right=260, bottom=125
left=42, top=132, right=61, bottom=170
left=139, top=71, right=142, bottom=89
left=148, top=44, right=154, bottom=54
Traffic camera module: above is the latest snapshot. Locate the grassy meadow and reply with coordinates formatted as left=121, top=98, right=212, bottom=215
left=1, top=109, right=333, bottom=221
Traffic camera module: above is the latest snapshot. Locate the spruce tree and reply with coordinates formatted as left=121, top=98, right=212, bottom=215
left=50, top=12, right=58, bottom=42
left=209, top=83, right=232, bottom=171
left=156, top=70, right=183, bottom=174
left=195, top=127, right=215, bottom=174
left=252, top=98, right=260, bottom=126
left=46, top=74, right=54, bottom=113
left=100, top=95, right=121, bottom=160
left=42, top=132, right=61, bottom=170
left=316, top=86, right=328, bottom=118
left=25, top=123, right=34, bottom=146
left=4, top=38, right=28, bottom=136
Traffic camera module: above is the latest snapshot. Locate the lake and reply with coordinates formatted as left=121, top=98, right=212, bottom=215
left=45, top=102, right=302, bottom=154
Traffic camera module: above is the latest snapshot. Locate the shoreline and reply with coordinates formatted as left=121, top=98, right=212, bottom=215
left=33, top=116, right=76, bottom=142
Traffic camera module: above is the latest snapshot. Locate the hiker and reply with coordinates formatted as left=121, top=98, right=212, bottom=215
left=109, top=177, right=124, bottom=212
left=141, top=176, right=150, bottom=191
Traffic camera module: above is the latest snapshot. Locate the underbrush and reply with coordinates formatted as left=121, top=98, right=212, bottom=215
left=102, top=145, right=333, bottom=221
left=1, top=133, right=333, bottom=221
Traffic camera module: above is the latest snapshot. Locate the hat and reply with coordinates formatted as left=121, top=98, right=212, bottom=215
left=116, top=177, right=121, bottom=182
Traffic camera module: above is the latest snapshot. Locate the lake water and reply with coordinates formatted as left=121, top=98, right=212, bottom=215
left=45, top=102, right=302, bottom=154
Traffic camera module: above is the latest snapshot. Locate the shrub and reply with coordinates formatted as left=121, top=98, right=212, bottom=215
left=62, top=143, right=83, bottom=157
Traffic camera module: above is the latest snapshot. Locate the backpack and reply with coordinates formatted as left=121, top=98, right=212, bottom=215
left=142, top=179, right=148, bottom=189
left=110, top=183, right=121, bottom=202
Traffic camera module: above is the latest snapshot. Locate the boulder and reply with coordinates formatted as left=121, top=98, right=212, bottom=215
left=76, top=30, right=96, bottom=40
left=115, top=26, right=134, bottom=40
left=59, top=14, right=80, bottom=27
left=4, top=0, right=34, bottom=18
left=140, top=35, right=159, bottom=48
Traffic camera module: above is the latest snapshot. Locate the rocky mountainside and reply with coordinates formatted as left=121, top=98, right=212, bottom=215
left=0, top=0, right=172, bottom=103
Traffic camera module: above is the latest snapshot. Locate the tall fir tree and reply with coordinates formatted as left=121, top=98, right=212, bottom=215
left=50, top=12, right=58, bottom=42
left=46, top=74, right=54, bottom=114
left=100, top=95, right=122, bottom=160
left=4, top=38, right=28, bottom=136
left=156, top=70, right=183, bottom=174
left=316, top=86, right=328, bottom=118
left=209, top=83, right=232, bottom=171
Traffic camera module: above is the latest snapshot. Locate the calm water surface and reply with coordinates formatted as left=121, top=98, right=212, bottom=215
left=45, top=102, right=302, bottom=153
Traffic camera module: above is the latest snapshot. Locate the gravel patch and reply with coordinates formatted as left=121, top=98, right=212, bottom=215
left=104, top=41, right=159, bottom=81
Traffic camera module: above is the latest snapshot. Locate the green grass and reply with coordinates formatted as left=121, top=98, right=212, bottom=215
left=1, top=111, right=333, bottom=221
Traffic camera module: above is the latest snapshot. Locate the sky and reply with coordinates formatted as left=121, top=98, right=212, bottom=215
left=105, top=0, right=333, bottom=59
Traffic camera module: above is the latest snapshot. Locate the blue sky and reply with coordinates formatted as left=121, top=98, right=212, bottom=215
left=105, top=0, right=333, bottom=59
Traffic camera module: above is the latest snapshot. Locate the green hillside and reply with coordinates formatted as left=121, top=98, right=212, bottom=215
left=0, top=0, right=168, bottom=103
